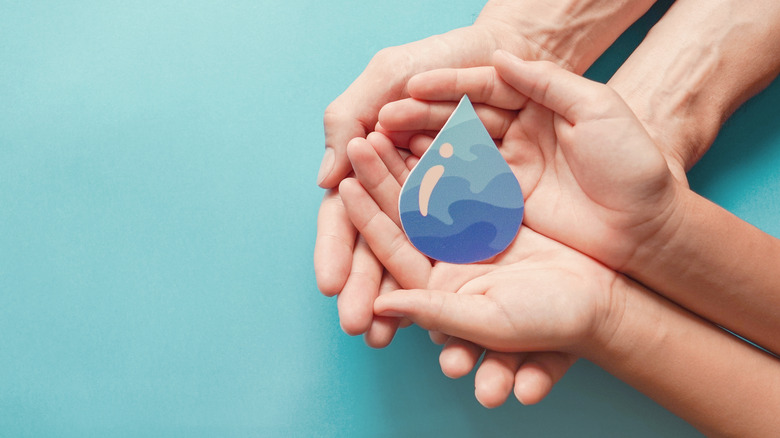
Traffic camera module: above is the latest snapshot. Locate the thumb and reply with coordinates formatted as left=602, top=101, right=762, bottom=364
left=492, top=50, right=621, bottom=124
left=375, top=289, right=512, bottom=349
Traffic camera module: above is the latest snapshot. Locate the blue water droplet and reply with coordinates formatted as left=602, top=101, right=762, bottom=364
left=399, top=95, right=524, bottom=264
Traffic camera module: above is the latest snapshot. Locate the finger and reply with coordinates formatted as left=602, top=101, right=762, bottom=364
left=364, top=316, right=400, bottom=349
left=408, top=134, right=434, bottom=159
left=474, top=351, right=526, bottom=408
left=492, top=50, right=620, bottom=124
left=407, top=66, right=528, bottom=110
left=378, top=99, right=516, bottom=139
left=365, top=132, right=413, bottom=185
left=365, top=131, right=415, bottom=165
left=439, top=337, right=484, bottom=379
left=405, top=155, right=419, bottom=170
left=364, top=272, right=402, bottom=348
left=337, top=236, right=383, bottom=335
left=429, top=331, right=449, bottom=345
left=339, top=178, right=431, bottom=290
left=514, top=352, right=578, bottom=405
left=374, top=289, right=513, bottom=349
left=375, top=126, right=440, bottom=150
left=313, top=189, right=356, bottom=296
left=346, top=137, right=402, bottom=227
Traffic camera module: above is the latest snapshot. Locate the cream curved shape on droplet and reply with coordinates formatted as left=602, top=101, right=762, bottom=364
left=418, top=143, right=453, bottom=216
left=418, top=165, right=444, bottom=216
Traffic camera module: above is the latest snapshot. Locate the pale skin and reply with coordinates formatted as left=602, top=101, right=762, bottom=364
left=381, top=51, right=780, bottom=356
left=375, top=49, right=780, bottom=409
left=316, top=0, right=658, bottom=187
left=316, top=0, right=780, bottom=408
left=608, top=0, right=780, bottom=172
left=344, top=55, right=780, bottom=436
left=315, top=0, right=661, bottom=405
left=317, top=0, right=780, bottom=336
left=315, top=0, right=659, bottom=338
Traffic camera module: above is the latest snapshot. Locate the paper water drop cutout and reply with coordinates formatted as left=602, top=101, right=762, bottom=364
left=399, top=95, right=524, bottom=264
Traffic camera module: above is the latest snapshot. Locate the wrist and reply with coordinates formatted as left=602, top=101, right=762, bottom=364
left=609, top=0, right=780, bottom=172
left=615, top=182, right=780, bottom=354
left=622, top=182, right=694, bottom=278
left=577, top=270, right=780, bottom=436
left=610, top=70, right=724, bottom=175
left=476, top=0, right=657, bottom=73
left=571, top=274, right=654, bottom=362
left=578, top=274, right=668, bottom=366
left=473, top=4, right=577, bottom=71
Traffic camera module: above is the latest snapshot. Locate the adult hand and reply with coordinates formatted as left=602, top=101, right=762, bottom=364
left=378, top=50, right=683, bottom=272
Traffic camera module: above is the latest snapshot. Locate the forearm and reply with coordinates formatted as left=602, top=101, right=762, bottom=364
left=476, top=0, right=657, bottom=73
left=609, top=0, right=780, bottom=173
left=586, top=276, right=780, bottom=437
left=627, top=187, right=780, bottom=354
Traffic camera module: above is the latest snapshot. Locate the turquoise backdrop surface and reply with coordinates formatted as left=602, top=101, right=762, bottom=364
left=1, top=1, right=777, bottom=436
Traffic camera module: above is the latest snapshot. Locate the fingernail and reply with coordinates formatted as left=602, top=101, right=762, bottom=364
left=317, top=148, right=335, bottom=186
left=514, top=383, right=528, bottom=405
left=474, top=387, right=487, bottom=407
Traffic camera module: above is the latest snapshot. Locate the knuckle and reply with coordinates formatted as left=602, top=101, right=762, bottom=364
left=323, top=103, right=348, bottom=128
left=478, top=72, right=495, bottom=102
left=357, top=206, right=382, bottom=232
left=369, top=47, right=404, bottom=72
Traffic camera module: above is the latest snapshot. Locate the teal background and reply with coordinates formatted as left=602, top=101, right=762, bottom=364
left=0, top=1, right=776, bottom=436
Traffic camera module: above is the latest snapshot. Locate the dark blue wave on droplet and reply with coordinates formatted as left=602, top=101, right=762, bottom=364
left=409, top=221, right=498, bottom=264
left=402, top=199, right=523, bottom=264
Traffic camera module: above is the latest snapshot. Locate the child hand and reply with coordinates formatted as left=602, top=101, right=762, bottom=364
left=340, top=133, right=582, bottom=407
left=372, top=226, right=623, bottom=357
